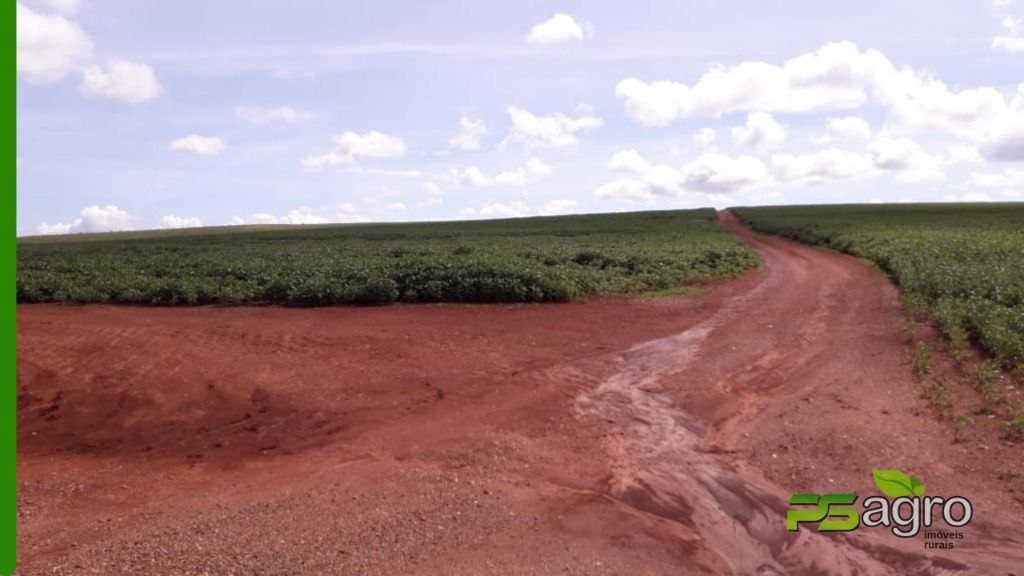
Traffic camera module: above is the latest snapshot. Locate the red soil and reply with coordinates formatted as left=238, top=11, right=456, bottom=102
left=15, top=213, right=1024, bottom=575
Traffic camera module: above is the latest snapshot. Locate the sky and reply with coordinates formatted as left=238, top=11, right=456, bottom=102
left=16, top=0, right=1024, bottom=235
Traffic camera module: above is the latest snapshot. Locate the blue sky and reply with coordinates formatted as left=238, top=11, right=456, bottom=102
left=16, top=0, right=1024, bottom=234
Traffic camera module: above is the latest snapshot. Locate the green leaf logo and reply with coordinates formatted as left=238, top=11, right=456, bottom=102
left=872, top=468, right=925, bottom=498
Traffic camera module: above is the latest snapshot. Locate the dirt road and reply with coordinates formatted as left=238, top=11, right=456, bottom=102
left=16, top=213, right=1024, bottom=574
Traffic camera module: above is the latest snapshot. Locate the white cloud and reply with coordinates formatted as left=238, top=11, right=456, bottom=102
left=449, top=158, right=553, bottom=187
left=594, top=178, right=660, bottom=202
left=448, top=115, right=487, bottom=150
left=355, top=167, right=425, bottom=178
left=80, top=60, right=161, bottom=104
left=615, top=79, right=692, bottom=127
left=270, top=68, right=316, bottom=80
left=17, top=3, right=93, bottom=84
left=385, top=202, right=407, bottom=211
left=969, top=168, right=1024, bottom=188
left=232, top=213, right=277, bottom=225
left=979, top=117, right=1024, bottom=161
left=422, top=182, right=441, bottom=196
left=449, top=166, right=489, bottom=187
left=679, top=152, right=770, bottom=193
left=771, top=148, right=874, bottom=184
left=504, top=106, right=602, bottom=149
left=609, top=149, right=654, bottom=173
left=460, top=201, right=531, bottom=219
left=941, top=192, right=994, bottom=202
left=539, top=199, right=578, bottom=215
left=812, top=116, right=872, bottom=143
left=731, top=112, right=787, bottom=153
left=37, top=204, right=133, bottom=235
left=868, top=134, right=944, bottom=182
left=693, top=128, right=717, bottom=150
left=596, top=149, right=768, bottom=202
left=948, top=144, right=982, bottom=164
left=526, top=13, right=588, bottom=44
left=231, top=206, right=330, bottom=225
left=616, top=41, right=883, bottom=125
left=494, top=158, right=552, bottom=186
left=993, top=16, right=1024, bottom=52
left=614, top=42, right=1024, bottom=161
left=235, top=106, right=313, bottom=123
left=159, top=215, right=202, bottom=229
left=36, top=222, right=72, bottom=235
left=168, top=135, right=226, bottom=156
left=37, top=0, right=85, bottom=14
left=334, top=203, right=368, bottom=223
left=993, top=0, right=1013, bottom=8
left=302, top=131, right=406, bottom=167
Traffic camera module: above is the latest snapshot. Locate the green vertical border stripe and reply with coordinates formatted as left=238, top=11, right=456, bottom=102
left=3, top=2, right=15, bottom=574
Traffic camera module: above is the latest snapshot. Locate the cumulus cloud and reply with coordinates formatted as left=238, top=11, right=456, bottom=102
left=616, top=42, right=883, bottom=125
left=270, top=68, right=316, bottom=80
left=614, top=42, right=1024, bottom=161
left=37, top=204, right=133, bottom=235
left=526, top=13, right=588, bottom=44
left=449, top=166, right=489, bottom=187
left=594, top=178, right=661, bottom=202
left=302, top=131, right=406, bottom=167
left=979, top=117, right=1024, bottom=161
left=539, top=199, right=578, bottom=215
left=80, top=60, right=161, bottom=104
left=159, top=215, right=202, bottom=229
left=941, top=192, right=995, bottom=202
left=504, top=106, right=602, bottom=149
left=812, top=116, right=872, bottom=144
left=168, top=135, right=226, bottom=156
left=679, top=153, right=770, bottom=193
left=868, top=134, right=944, bottom=182
left=231, top=206, right=330, bottom=225
left=449, top=158, right=553, bottom=187
left=596, top=149, right=769, bottom=202
left=460, top=201, right=531, bottom=219
left=771, top=148, right=874, bottom=184
left=969, top=168, right=1024, bottom=188
left=235, top=106, right=313, bottom=123
left=693, top=128, right=717, bottom=150
left=494, top=158, right=553, bottom=186
left=949, top=144, right=982, bottom=164
left=334, top=203, right=368, bottom=223
left=993, top=16, right=1024, bottom=52
left=285, top=206, right=330, bottom=224
left=731, top=112, right=787, bottom=153
left=17, top=3, right=93, bottom=84
left=37, top=0, right=85, bottom=14
left=448, top=115, right=487, bottom=150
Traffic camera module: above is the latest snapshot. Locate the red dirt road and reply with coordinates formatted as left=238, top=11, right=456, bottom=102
left=16, top=213, right=1024, bottom=575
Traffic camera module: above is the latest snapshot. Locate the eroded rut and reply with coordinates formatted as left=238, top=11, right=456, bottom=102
left=571, top=211, right=1024, bottom=575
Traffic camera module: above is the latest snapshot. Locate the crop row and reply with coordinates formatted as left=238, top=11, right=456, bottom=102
left=18, top=209, right=758, bottom=306
left=733, top=203, right=1024, bottom=369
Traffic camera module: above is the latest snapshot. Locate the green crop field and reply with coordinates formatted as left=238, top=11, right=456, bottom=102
left=733, top=203, right=1024, bottom=369
left=17, top=209, right=757, bottom=306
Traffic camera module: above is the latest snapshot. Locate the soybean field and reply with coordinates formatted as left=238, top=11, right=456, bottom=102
left=733, top=203, right=1024, bottom=369
left=18, top=208, right=757, bottom=306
